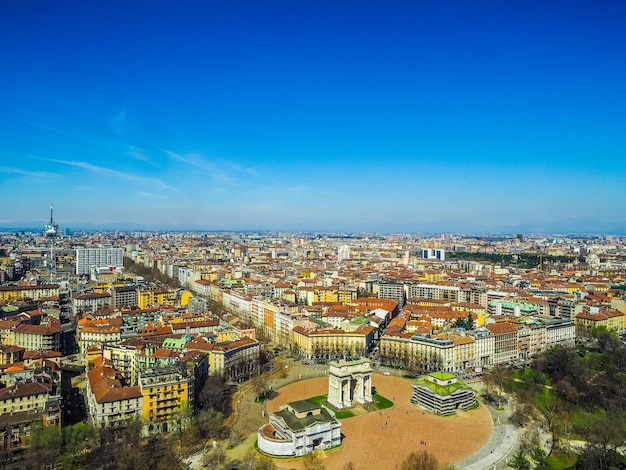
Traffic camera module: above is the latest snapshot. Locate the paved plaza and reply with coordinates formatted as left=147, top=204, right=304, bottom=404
left=264, top=373, right=495, bottom=470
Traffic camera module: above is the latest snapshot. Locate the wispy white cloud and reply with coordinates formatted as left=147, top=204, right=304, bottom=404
left=128, top=147, right=150, bottom=162
left=287, top=186, right=307, bottom=193
left=0, top=113, right=128, bottom=150
left=110, top=108, right=127, bottom=136
left=36, top=156, right=180, bottom=192
left=0, top=166, right=59, bottom=178
left=224, top=160, right=259, bottom=177
left=163, top=149, right=236, bottom=184
left=137, top=191, right=166, bottom=199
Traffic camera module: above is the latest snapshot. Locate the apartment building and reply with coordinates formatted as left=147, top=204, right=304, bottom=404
left=75, top=247, right=124, bottom=276
left=222, top=290, right=253, bottom=317
left=0, top=283, right=60, bottom=302
left=14, top=316, right=61, bottom=352
left=458, top=285, right=488, bottom=307
left=292, top=325, right=374, bottom=360
left=488, top=300, right=537, bottom=317
left=73, top=292, right=112, bottom=315
left=378, top=282, right=406, bottom=308
left=485, top=323, right=519, bottom=363
left=86, top=365, right=142, bottom=428
left=517, top=324, right=547, bottom=360
left=192, top=279, right=212, bottom=297
left=407, top=284, right=460, bottom=302
left=545, top=319, right=576, bottom=348
left=184, top=336, right=260, bottom=382
left=0, top=382, right=60, bottom=450
left=422, top=248, right=445, bottom=261
left=575, top=306, right=624, bottom=338
left=0, top=382, right=53, bottom=415
left=313, top=286, right=357, bottom=304
left=119, top=307, right=169, bottom=336
left=138, top=365, right=194, bottom=433
left=110, top=285, right=138, bottom=309
left=556, top=298, right=577, bottom=320
left=102, top=338, right=158, bottom=386
left=78, top=317, right=123, bottom=356
left=137, top=288, right=176, bottom=309
left=467, top=328, right=495, bottom=367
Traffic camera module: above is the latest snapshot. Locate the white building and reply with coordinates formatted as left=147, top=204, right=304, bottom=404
left=422, top=248, right=445, bottom=261
left=545, top=319, right=576, bottom=348
left=86, top=365, right=142, bottom=428
left=75, top=247, right=124, bottom=276
left=257, top=399, right=342, bottom=457
left=337, top=245, right=350, bottom=263
left=72, top=292, right=112, bottom=315
left=467, top=328, right=495, bottom=367
left=327, top=358, right=372, bottom=409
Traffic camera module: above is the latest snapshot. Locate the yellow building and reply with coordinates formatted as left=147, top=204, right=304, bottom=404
left=292, top=325, right=374, bottom=359
left=138, top=288, right=177, bottom=309
left=138, top=365, right=193, bottom=432
left=0, top=382, right=52, bottom=415
left=575, top=306, right=624, bottom=338
left=0, top=320, right=18, bottom=346
left=179, top=290, right=192, bottom=307
left=314, top=286, right=339, bottom=303
left=307, top=286, right=358, bottom=306
left=0, top=283, right=60, bottom=302
left=0, top=381, right=60, bottom=450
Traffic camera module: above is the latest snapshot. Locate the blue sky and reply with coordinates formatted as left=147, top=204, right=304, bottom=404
left=1, top=1, right=625, bottom=233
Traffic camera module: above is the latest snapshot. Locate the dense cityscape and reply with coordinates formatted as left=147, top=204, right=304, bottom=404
left=3, top=2, right=626, bottom=469
left=1, top=208, right=625, bottom=468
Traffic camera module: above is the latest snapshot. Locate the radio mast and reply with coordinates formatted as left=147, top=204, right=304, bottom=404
left=45, top=203, right=58, bottom=282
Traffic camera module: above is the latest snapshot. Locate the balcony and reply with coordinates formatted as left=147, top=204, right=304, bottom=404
left=156, top=394, right=175, bottom=402
left=156, top=401, right=177, bottom=410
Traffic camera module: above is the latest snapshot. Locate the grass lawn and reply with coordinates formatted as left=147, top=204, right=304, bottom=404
left=335, top=409, right=356, bottom=419
left=372, top=394, right=393, bottom=410
left=549, top=449, right=577, bottom=469
left=304, top=393, right=393, bottom=418
left=308, top=395, right=327, bottom=407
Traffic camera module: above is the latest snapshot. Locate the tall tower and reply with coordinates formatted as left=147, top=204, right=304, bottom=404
left=45, top=203, right=58, bottom=282
left=337, top=244, right=350, bottom=264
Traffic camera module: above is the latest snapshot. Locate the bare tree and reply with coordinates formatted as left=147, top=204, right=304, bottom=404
left=397, top=450, right=439, bottom=470
left=303, top=450, right=326, bottom=470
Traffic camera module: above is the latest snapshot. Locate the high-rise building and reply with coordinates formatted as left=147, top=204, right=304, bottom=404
left=378, top=282, right=406, bottom=307
left=337, top=244, right=350, bottom=263
left=422, top=248, right=445, bottom=261
left=75, top=247, right=124, bottom=275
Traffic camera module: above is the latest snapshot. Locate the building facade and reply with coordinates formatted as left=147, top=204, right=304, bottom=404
left=257, top=399, right=342, bottom=457
left=75, top=247, right=124, bottom=276
left=411, top=372, right=476, bottom=415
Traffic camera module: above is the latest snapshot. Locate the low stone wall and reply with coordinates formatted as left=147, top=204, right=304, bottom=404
left=257, top=424, right=295, bottom=457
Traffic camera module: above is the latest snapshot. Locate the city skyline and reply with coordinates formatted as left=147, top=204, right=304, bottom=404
left=1, top=2, right=625, bottom=234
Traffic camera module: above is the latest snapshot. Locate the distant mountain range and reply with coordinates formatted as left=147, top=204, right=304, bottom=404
left=1, top=216, right=625, bottom=236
